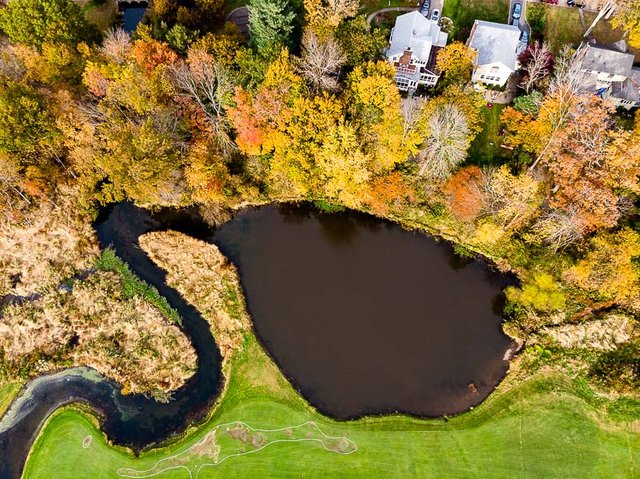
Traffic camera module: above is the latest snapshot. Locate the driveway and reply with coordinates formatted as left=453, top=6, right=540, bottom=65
left=226, top=6, right=249, bottom=37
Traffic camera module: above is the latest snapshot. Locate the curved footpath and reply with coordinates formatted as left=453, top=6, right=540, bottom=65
left=0, top=203, right=224, bottom=479
left=366, top=6, right=418, bottom=25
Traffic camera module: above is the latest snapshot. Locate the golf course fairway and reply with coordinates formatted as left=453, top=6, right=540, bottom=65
left=22, top=335, right=640, bottom=479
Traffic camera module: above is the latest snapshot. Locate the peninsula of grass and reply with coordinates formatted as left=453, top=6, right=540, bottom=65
left=95, top=249, right=182, bottom=325
left=23, top=331, right=640, bottom=479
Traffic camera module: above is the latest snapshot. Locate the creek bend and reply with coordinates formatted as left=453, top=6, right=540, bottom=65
left=0, top=203, right=513, bottom=478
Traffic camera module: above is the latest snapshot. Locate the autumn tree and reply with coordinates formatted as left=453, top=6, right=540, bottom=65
left=364, top=172, right=415, bottom=215
left=610, top=0, right=640, bottom=49
left=193, top=25, right=245, bottom=67
left=296, top=30, right=346, bottom=92
left=304, top=0, right=359, bottom=30
left=518, top=41, right=553, bottom=93
left=506, top=273, right=565, bottom=313
left=0, top=81, right=59, bottom=159
left=565, top=228, right=640, bottom=308
left=248, top=0, right=296, bottom=49
left=541, top=95, right=640, bottom=233
left=435, top=42, right=476, bottom=86
left=345, top=61, right=414, bottom=171
left=442, top=166, right=485, bottom=221
left=0, top=0, right=99, bottom=49
left=335, top=16, right=387, bottom=68
left=481, top=166, right=541, bottom=230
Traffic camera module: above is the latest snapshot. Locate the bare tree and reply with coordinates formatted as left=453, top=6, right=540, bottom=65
left=100, top=28, right=131, bottom=65
left=296, top=31, right=346, bottom=92
left=170, top=49, right=235, bottom=151
left=518, top=41, right=553, bottom=93
left=417, top=104, right=470, bottom=179
left=534, top=207, right=585, bottom=250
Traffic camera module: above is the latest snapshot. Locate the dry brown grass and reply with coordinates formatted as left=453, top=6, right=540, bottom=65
left=139, top=231, right=251, bottom=361
left=0, top=271, right=197, bottom=396
left=0, top=195, right=98, bottom=297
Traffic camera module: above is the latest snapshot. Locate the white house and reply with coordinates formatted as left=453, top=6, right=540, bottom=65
left=578, top=42, right=640, bottom=110
left=467, top=20, right=521, bottom=87
left=386, top=11, right=448, bottom=92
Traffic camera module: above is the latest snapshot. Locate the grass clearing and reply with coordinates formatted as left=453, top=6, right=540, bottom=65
left=442, top=0, right=509, bottom=41
left=467, top=104, right=511, bottom=166
left=23, top=332, right=640, bottom=478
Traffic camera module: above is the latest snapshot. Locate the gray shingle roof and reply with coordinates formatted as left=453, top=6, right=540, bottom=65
left=581, top=44, right=634, bottom=77
left=467, top=20, right=521, bottom=70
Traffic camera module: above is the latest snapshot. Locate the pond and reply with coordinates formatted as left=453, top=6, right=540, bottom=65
left=121, top=4, right=147, bottom=34
left=212, top=205, right=514, bottom=418
left=0, top=203, right=514, bottom=478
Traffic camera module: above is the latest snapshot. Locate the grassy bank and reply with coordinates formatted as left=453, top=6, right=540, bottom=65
left=24, top=330, right=640, bottom=478
left=0, top=381, right=23, bottom=418
left=95, top=249, right=182, bottom=325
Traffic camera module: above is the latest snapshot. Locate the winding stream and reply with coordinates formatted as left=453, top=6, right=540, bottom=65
left=0, top=203, right=514, bottom=478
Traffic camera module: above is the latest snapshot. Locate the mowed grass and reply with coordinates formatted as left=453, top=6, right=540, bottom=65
left=24, top=334, right=640, bottom=479
left=442, top=0, right=509, bottom=41
left=468, top=104, right=511, bottom=166
left=0, top=381, right=23, bottom=418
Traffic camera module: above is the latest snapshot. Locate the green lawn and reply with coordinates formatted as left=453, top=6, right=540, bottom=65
left=467, top=104, right=511, bottom=166
left=0, top=381, right=23, bottom=418
left=23, top=333, right=640, bottom=478
left=442, top=0, right=509, bottom=41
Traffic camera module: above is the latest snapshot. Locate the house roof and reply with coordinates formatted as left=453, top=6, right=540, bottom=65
left=387, top=11, right=448, bottom=62
left=467, top=20, right=521, bottom=70
left=581, top=44, right=635, bottom=77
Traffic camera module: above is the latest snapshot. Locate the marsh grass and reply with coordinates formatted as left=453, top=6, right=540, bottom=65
left=95, top=249, right=182, bottom=326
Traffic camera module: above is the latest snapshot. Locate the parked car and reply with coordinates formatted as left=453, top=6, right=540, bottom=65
left=511, top=17, right=519, bottom=26
left=520, top=30, right=529, bottom=43
left=512, top=3, right=522, bottom=19
left=421, top=0, right=430, bottom=16
left=567, top=0, right=575, bottom=5
left=431, top=8, right=440, bottom=21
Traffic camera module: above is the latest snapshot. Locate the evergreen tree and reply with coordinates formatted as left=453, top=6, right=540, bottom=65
left=247, top=0, right=296, bottom=50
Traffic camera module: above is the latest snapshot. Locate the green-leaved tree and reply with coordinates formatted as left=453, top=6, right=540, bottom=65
left=248, top=0, right=296, bottom=50
left=0, top=0, right=99, bottom=49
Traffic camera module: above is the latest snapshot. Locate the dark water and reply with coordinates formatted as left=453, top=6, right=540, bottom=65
left=0, top=203, right=513, bottom=478
left=122, top=6, right=147, bottom=33
left=212, top=205, right=514, bottom=418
